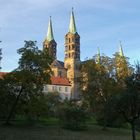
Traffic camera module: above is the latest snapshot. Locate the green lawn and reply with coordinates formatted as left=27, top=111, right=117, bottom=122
left=0, top=122, right=140, bottom=140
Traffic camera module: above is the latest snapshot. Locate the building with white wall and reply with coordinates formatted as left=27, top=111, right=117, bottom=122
left=43, top=76, right=71, bottom=100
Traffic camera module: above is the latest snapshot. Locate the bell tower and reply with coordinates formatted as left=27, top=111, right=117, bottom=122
left=43, top=16, right=57, bottom=59
left=64, top=8, right=80, bottom=99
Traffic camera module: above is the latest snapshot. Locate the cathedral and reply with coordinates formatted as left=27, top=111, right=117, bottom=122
left=43, top=9, right=81, bottom=99
left=0, top=9, right=125, bottom=100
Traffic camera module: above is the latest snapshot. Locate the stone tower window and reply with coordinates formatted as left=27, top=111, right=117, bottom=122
left=66, top=38, right=68, bottom=43
left=72, top=45, right=74, bottom=49
left=75, top=38, right=79, bottom=43
left=65, top=46, right=68, bottom=51
left=65, top=54, right=68, bottom=58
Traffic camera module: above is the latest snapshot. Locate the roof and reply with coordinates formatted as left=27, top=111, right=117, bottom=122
left=0, top=72, right=71, bottom=86
left=46, top=16, right=54, bottom=41
left=57, top=60, right=64, bottom=67
left=51, top=59, right=64, bottom=68
left=0, top=72, right=8, bottom=79
left=69, top=8, right=77, bottom=34
left=119, top=41, right=124, bottom=56
left=51, top=76, right=71, bottom=86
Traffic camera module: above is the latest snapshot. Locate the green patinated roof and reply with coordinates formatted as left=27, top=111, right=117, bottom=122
left=96, top=47, right=101, bottom=64
left=119, top=41, right=124, bottom=56
left=47, top=17, right=54, bottom=41
left=69, top=8, right=77, bottom=34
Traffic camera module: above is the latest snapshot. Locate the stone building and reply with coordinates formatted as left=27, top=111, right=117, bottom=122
left=43, top=9, right=81, bottom=99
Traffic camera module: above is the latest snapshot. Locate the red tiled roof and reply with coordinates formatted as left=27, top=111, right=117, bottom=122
left=0, top=72, right=71, bottom=86
left=0, top=72, right=8, bottom=79
left=51, top=76, right=71, bottom=86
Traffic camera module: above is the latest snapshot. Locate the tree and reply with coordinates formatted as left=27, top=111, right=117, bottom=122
left=59, top=100, right=89, bottom=130
left=44, top=92, right=61, bottom=117
left=17, top=92, right=61, bottom=121
left=115, top=63, right=140, bottom=140
left=0, top=74, right=17, bottom=119
left=2, top=40, right=53, bottom=124
left=80, top=56, right=116, bottom=129
left=113, top=52, right=133, bottom=86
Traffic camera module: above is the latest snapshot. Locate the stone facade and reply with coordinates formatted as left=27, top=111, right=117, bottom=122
left=64, top=32, right=80, bottom=99
left=43, top=10, right=81, bottom=99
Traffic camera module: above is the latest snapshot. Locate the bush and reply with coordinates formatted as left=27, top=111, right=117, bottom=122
left=59, top=100, right=90, bottom=130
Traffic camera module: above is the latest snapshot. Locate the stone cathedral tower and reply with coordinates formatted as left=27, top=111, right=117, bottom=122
left=43, top=17, right=57, bottom=60
left=64, top=9, right=81, bottom=98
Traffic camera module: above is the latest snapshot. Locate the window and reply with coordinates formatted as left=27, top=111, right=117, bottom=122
left=65, top=46, right=68, bottom=51
left=44, top=86, right=47, bottom=92
left=65, top=54, right=68, bottom=58
left=72, top=45, right=74, bottom=49
left=65, top=87, right=68, bottom=92
left=75, top=38, right=79, bottom=43
left=52, top=86, right=55, bottom=91
left=69, top=38, right=70, bottom=43
left=65, top=38, right=68, bottom=43
left=59, top=87, right=62, bottom=91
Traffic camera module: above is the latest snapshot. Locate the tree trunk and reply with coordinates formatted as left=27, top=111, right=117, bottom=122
left=102, top=116, right=107, bottom=131
left=131, top=121, right=136, bottom=140
left=5, top=87, right=23, bottom=125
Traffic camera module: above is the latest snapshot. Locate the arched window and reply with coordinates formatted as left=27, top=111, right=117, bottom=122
left=65, top=54, right=68, bottom=58
left=72, top=45, right=74, bottom=49
left=65, top=46, right=68, bottom=51
left=65, top=38, right=68, bottom=43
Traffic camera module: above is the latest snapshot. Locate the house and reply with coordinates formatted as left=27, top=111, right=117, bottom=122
left=43, top=76, right=71, bottom=100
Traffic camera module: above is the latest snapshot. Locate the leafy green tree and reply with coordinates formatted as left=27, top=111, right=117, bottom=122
left=59, top=100, right=90, bottom=130
left=44, top=92, right=61, bottom=117
left=80, top=56, right=116, bottom=129
left=114, top=63, right=140, bottom=140
left=2, top=40, right=53, bottom=124
left=16, top=92, right=60, bottom=121
left=0, top=74, right=17, bottom=119
left=113, top=52, right=133, bottom=85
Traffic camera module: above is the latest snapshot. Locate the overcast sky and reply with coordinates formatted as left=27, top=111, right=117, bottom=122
left=0, top=0, right=140, bottom=71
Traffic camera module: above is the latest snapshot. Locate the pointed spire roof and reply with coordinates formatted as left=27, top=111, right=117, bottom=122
left=97, top=47, right=100, bottom=56
left=96, top=47, right=101, bottom=64
left=119, top=41, right=124, bottom=56
left=46, top=16, right=54, bottom=41
left=69, top=8, right=77, bottom=34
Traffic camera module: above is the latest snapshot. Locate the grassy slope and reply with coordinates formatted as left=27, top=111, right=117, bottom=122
left=0, top=123, right=140, bottom=140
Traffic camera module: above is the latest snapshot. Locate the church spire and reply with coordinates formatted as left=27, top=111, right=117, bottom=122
left=47, top=16, right=54, bottom=41
left=69, top=8, right=77, bottom=34
left=119, top=41, right=124, bottom=56
left=43, top=16, right=57, bottom=59
left=96, top=47, right=101, bottom=64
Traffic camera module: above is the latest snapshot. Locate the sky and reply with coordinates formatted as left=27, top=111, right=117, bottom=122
left=0, top=0, right=140, bottom=72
